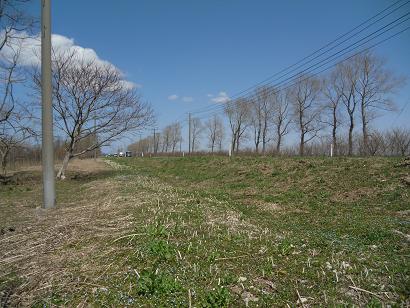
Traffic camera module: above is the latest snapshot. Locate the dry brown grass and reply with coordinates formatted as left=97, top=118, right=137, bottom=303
left=0, top=159, right=136, bottom=305
left=23, top=158, right=111, bottom=174
left=0, top=180, right=134, bottom=305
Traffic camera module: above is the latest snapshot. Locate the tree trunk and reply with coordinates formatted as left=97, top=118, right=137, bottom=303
left=360, top=94, right=369, bottom=156
left=276, top=135, right=282, bottom=154
left=231, top=135, right=236, bottom=155
left=236, top=133, right=240, bottom=153
left=362, top=115, right=368, bottom=156
left=332, top=109, right=337, bottom=156
left=57, top=151, right=71, bottom=179
left=299, top=133, right=305, bottom=156
left=1, top=148, right=10, bottom=176
left=254, top=128, right=261, bottom=153
left=262, top=119, right=268, bottom=154
left=1, top=154, right=7, bottom=176
left=348, top=116, right=354, bottom=156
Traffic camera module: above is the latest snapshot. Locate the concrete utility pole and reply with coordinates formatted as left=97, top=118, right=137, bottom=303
left=41, top=0, right=56, bottom=209
left=188, top=113, right=191, bottom=154
left=153, top=128, right=156, bottom=154
left=94, top=112, right=97, bottom=160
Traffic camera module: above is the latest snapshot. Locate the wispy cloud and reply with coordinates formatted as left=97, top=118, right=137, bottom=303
left=168, top=94, right=179, bottom=101
left=211, top=91, right=230, bottom=103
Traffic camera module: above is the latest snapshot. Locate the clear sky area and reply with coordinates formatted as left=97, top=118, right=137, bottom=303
left=25, top=0, right=410, bottom=151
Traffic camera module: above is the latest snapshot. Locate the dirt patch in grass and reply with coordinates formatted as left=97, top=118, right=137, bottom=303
left=330, top=187, right=377, bottom=203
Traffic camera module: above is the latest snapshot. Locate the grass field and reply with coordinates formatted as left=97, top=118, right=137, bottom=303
left=0, top=156, right=409, bottom=306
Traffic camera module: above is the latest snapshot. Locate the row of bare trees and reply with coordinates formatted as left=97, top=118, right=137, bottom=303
left=129, top=117, right=225, bottom=155
left=219, top=52, right=405, bottom=156
left=128, top=122, right=182, bottom=154
left=143, top=52, right=406, bottom=157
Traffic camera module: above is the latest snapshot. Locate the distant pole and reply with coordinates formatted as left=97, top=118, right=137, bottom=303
left=41, top=0, right=55, bottom=209
left=153, top=128, right=156, bottom=154
left=330, top=143, right=334, bottom=157
left=93, top=112, right=97, bottom=160
left=188, top=113, right=191, bottom=154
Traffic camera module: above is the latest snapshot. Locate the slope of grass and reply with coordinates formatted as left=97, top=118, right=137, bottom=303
left=0, top=156, right=408, bottom=306
left=116, top=156, right=409, bottom=306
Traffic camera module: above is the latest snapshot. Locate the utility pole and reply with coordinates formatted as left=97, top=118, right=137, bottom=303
left=153, top=128, right=156, bottom=154
left=94, top=112, right=97, bottom=160
left=188, top=113, right=191, bottom=154
left=41, top=0, right=55, bottom=209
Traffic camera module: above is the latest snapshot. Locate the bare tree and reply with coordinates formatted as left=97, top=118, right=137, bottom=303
left=205, top=114, right=224, bottom=153
left=338, top=59, right=359, bottom=156
left=322, top=68, right=344, bottom=155
left=128, top=135, right=154, bottom=154
left=153, top=131, right=160, bottom=154
left=0, top=110, right=33, bottom=174
left=161, top=126, right=172, bottom=153
left=33, top=50, right=154, bottom=179
left=0, top=36, right=24, bottom=125
left=365, top=130, right=386, bottom=156
left=273, top=89, right=291, bottom=153
left=190, top=117, right=202, bottom=152
left=386, top=127, right=410, bottom=156
left=289, top=75, right=322, bottom=156
left=354, top=52, right=405, bottom=154
left=224, top=98, right=250, bottom=154
left=0, top=39, right=34, bottom=174
left=0, top=0, right=36, bottom=52
left=166, top=122, right=182, bottom=153
left=249, top=86, right=275, bottom=153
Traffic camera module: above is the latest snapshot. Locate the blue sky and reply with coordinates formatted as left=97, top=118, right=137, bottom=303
left=26, top=0, right=410, bottom=151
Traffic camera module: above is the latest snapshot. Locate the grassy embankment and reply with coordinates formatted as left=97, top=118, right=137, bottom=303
left=0, top=156, right=409, bottom=306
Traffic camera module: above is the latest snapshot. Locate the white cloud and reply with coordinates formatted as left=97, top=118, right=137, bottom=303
left=182, top=96, right=194, bottom=102
left=207, top=94, right=213, bottom=97
left=0, top=30, right=140, bottom=88
left=120, top=80, right=142, bottom=90
left=211, top=91, right=230, bottom=103
left=168, top=94, right=178, bottom=100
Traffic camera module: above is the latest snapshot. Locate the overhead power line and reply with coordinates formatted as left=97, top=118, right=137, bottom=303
left=187, top=12, right=410, bottom=118
left=190, top=26, right=410, bottom=122
left=179, top=0, right=410, bottom=118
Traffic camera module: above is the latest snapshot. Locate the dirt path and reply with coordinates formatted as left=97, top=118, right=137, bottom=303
left=22, top=158, right=112, bottom=173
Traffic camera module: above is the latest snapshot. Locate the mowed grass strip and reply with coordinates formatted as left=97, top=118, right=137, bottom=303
left=0, top=156, right=408, bottom=306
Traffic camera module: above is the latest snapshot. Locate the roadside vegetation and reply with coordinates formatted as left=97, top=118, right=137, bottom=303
left=1, top=156, right=409, bottom=306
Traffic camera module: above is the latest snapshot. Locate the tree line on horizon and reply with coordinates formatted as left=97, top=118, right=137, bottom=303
left=129, top=52, right=409, bottom=157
